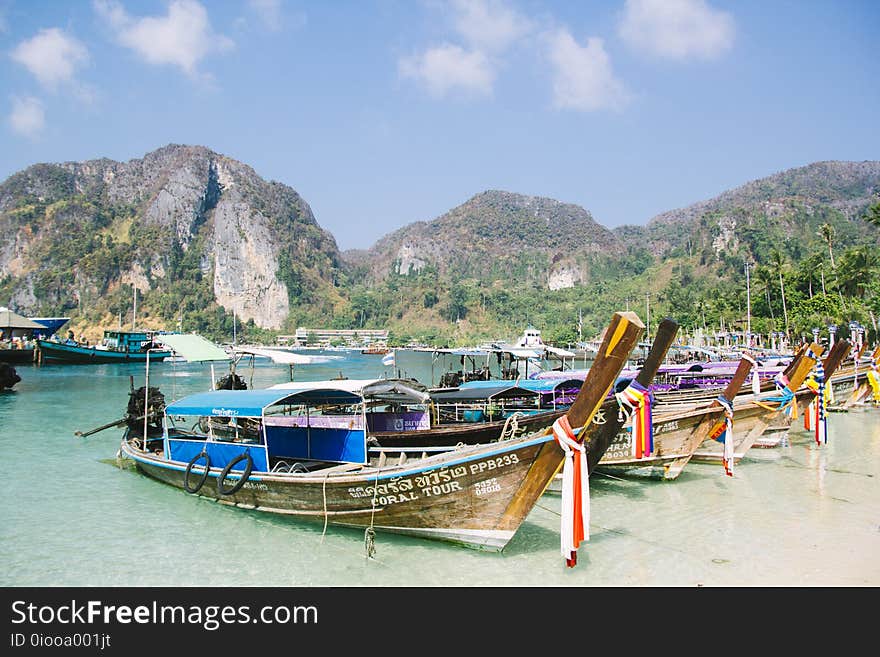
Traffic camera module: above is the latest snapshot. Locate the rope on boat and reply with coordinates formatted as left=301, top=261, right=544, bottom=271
left=365, top=469, right=380, bottom=560
left=499, top=412, right=524, bottom=441
left=320, top=473, right=329, bottom=543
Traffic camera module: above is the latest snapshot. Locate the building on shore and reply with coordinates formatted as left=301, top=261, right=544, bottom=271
left=277, top=327, right=389, bottom=348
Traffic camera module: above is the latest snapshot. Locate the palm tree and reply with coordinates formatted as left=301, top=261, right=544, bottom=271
left=864, top=201, right=880, bottom=227
left=818, top=223, right=836, bottom=268
left=836, top=246, right=879, bottom=298
left=754, top=264, right=776, bottom=322
left=769, top=248, right=789, bottom=336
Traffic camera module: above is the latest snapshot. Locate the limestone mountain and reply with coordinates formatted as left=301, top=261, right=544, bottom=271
left=349, top=190, right=625, bottom=290
left=0, top=144, right=344, bottom=337
left=619, top=160, right=880, bottom=263
left=1, top=146, right=877, bottom=347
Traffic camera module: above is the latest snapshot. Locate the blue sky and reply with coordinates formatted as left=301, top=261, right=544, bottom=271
left=1, top=1, right=878, bottom=250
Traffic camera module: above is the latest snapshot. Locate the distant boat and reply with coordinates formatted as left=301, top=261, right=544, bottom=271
left=36, top=330, right=173, bottom=364
left=0, top=307, right=45, bottom=363
left=361, top=345, right=390, bottom=355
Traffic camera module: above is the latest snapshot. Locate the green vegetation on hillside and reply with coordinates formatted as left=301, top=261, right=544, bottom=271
left=2, top=152, right=877, bottom=348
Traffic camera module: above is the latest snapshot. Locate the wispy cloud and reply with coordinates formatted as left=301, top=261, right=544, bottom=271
left=618, top=0, right=735, bottom=60
left=8, top=95, right=45, bottom=138
left=547, top=29, right=630, bottom=112
left=94, top=0, right=233, bottom=77
left=450, top=0, right=533, bottom=53
left=399, top=0, right=532, bottom=98
left=399, top=43, right=494, bottom=98
left=11, top=28, right=89, bottom=89
left=247, top=0, right=282, bottom=32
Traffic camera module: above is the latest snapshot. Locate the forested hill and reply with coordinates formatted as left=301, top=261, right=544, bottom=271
left=341, top=160, right=879, bottom=345
left=619, top=160, right=880, bottom=262
left=1, top=146, right=878, bottom=346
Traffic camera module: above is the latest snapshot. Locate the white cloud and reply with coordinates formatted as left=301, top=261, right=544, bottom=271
left=8, top=95, right=45, bottom=138
left=399, top=1, right=533, bottom=98
left=450, top=0, right=533, bottom=52
left=94, top=0, right=233, bottom=77
left=399, top=43, right=494, bottom=98
left=547, top=29, right=630, bottom=112
left=10, top=28, right=89, bottom=89
left=618, top=0, right=735, bottom=60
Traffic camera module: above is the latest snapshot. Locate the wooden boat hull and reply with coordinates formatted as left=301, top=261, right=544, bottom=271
left=594, top=403, right=730, bottom=479
left=120, top=432, right=565, bottom=552
left=689, top=401, right=776, bottom=464
left=36, top=340, right=171, bottom=363
left=0, top=348, right=34, bottom=363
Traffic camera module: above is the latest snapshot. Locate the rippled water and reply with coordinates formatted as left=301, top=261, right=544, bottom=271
left=2, top=352, right=878, bottom=587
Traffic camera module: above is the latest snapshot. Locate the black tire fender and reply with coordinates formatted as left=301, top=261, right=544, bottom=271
left=183, top=451, right=211, bottom=494
left=217, top=452, right=254, bottom=496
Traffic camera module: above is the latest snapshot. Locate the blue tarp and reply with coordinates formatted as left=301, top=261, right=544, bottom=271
left=165, top=388, right=363, bottom=418
left=457, top=378, right=582, bottom=393
left=167, top=439, right=269, bottom=472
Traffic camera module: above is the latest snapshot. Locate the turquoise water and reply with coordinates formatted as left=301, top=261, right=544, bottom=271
left=2, top=353, right=878, bottom=587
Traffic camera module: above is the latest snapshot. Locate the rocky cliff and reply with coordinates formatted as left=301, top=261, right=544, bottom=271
left=0, top=144, right=342, bottom=332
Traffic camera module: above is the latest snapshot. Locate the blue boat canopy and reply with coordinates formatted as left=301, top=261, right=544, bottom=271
left=457, top=378, right=583, bottom=393
left=166, top=387, right=363, bottom=418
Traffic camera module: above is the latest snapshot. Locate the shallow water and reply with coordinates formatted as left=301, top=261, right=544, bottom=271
left=1, top=353, right=878, bottom=587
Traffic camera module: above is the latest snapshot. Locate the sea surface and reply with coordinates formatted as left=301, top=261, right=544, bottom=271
left=2, top=350, right=878, bottom=587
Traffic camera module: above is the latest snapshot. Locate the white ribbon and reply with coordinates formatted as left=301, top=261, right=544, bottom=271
left=552, top=417, right=589, bottom=564
left=741, top=353, right=761, bottom=397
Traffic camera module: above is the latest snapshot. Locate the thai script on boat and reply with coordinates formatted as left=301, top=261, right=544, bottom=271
left=346, top=455, right=520, bottom=505
left=211, top=407, right=239, bottom=417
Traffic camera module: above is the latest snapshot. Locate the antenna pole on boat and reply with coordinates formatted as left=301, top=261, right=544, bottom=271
left=132, top=287, right=137, bottom=331
left=143, top=349, right=150, bottom=447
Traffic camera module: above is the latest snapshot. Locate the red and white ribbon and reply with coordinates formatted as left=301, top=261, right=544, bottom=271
left=552, top=415, right=589, bottom=567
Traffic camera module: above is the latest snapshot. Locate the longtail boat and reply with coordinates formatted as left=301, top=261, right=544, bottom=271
left=594, top=350, right=755, bottom=479
left=117, top=311, right=644, bottom=555
left=690, top=342, right=824, bottom=463
left=752, top=339, right=850, bottom=447
left=839, top=345, right=880, bottom=408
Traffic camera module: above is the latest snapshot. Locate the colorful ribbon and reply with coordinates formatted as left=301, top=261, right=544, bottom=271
left=868, top=365, right=880, bottom=403
left=806, top=359, right=827, bottom=445
left=615, top=380, right=654, bottom=459
left=760, top=377, right=796, bottom=417
left=713, top=395, right=735, bottom=477
left=552, top=415, right=589, bottom=568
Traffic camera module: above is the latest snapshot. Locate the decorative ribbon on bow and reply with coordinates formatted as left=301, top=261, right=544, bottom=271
left=552, top=415, right=589, bottom=568
left=742, top=352, right=761, bottom=396
left=757, top=372, right=796, bottom=418
left=867, top=363, right=880, bottom=403
left=615, top=380, right=654, bottom=459
left=711, top=395, right=735, bottom=477
left=804, top=359, right=827, bottom=445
